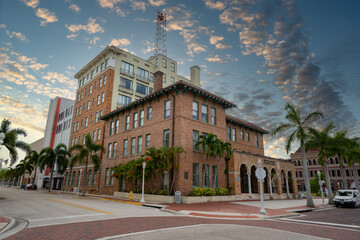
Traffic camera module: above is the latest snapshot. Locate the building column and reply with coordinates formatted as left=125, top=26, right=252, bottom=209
left=277, top=176, right=282, bottom=195
left=285, top=175, right=290, bottom=198
left=247, top=170, right=252, bottom=195
left=268, top=174, right=273, bottom=198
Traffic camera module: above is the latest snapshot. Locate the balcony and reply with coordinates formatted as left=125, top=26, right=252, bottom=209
left=136, top=74, right=151, bottom=84
left=120, top=68, right=135, bottom=78
left=118, top=85, right=134, bottom=95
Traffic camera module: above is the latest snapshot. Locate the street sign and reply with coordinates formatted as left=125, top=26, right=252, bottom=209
left=256, top=168, right=266, bottom=182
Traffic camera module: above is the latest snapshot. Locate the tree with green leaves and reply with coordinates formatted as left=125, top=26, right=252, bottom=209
left=306, top=122, right=336, bottom=204
left=195, top=133, right=218, bottom=163
left=344, top=137, right=360, bottom=191
left=39, top=144, right=69, bottom=192
left=26, top=150, right=40, bottom=185
left=69, top=134, right=104, bottom=197
left=272, top=103, right=323, bottom=207
left=16, top=158, right=34, bottom=187
left=330, top=130, right=349, bottom=189
left=0, top=119, right=30, bottom=166
left=169, top=146, right=186, bottom=194
left=214, top=139, right=232, bottom=189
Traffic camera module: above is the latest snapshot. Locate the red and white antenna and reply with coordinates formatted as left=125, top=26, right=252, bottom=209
left=154, top=11, right=167, bottom=56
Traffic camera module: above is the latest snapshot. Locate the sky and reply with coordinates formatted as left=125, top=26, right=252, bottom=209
left=0, top=0, right=359, bottom=167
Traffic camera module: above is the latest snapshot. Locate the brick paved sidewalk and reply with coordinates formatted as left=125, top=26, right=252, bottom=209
left=0, top=217, right=10, bottom=231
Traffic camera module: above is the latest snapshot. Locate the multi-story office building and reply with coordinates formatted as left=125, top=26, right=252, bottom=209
left=63, top=46, right=201, bottom=194
left=36, top=97, right=74, bottom=190
left=291, top=148, right=360, bottom=192
left=63, top=70, right=297, bottom=198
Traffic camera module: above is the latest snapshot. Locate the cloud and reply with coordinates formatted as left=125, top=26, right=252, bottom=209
left=142, top=40, right=154, bottom=54
left=28, top=63, right=48, bottom=71
left=110, top=38, right=131, bottom=47
left=209, top=35, right=223, bottom=45
left=35, top=8, right=59, bottom=26
left=66, top=18, right=105, bottom=35
left=0, top=24, right=6, bottom=28
left=90, top=36, right=100, bottom=45
left=148, top=0, right=166, bottom=6
left=186, top=43, right=206, bottom=57
left=114, top=7, right=126, bottom=17
left=42, top=72, right=76, bottom=88
left=97, top=0, right=125, bottom=8
left=4, top=86, right=12, bottom=90
left=21, top=0, right=39, bottom=8
left=204, top=0, right=225, bottom=10
left=6, top=31, right=28, bottom=42
left=215, top=43, right=231, bottom=49
left=130, top=1, right=146, bottom=12
left=69, top=4, right=81, bottom=13
left=205, top=55, right=224, bottom=63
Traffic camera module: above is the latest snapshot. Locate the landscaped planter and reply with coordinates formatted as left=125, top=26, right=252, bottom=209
left=181, top=195, right=238, bottom=203
left=114, top=192, right=175, bottom=203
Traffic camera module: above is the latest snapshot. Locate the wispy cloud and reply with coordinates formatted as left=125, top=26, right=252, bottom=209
left=205, top=55, right=224, bottom=63
left=204, top=0, right=225, bottom=10
left=110, top=38, right=131, bottom=47
left=6, top=30, right=28, bottom=42
left=65, top=18, right=105, bottom=37
left=209, top=35, right=223, bottom=45
left=97, top=0, right=125, bottom=9
left=21, top=0, right=39, bottom=9
left=35, top=8, right=59, bottom=26
left=130, top=1, right=146, bottom=12
left=0, top=24, right=6, bottom=29
left=69, top=4, right=81, bottom=13
left=148, top=0, right=166, bottom=7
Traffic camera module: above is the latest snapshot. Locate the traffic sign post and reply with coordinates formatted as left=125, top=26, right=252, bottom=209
left=256, top=159, right=267, bottom=214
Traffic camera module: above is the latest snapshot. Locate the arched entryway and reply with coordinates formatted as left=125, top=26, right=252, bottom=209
left=281, top=170, right=286, bottom=194
left=271, top=169, right=277, bottom=194
left=288, top=171, right=293, bottom=194
left=263, top=168, right=269, bottom=194
left=251, top=166, right=258, bottom=194
left=240, top=164, right=249, bottom=193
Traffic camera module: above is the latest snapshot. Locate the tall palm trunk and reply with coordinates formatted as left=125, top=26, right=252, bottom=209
left=322, top=158, right=334, bottom=204
left=33, top=165, right=37, bottom=185
left=225, top=159, right=229, bottom=189
left=301, top=145, right=314, bottom=207
left=21, top=171, right=25, bottom=186
left=82, top=160, right=88, bottom=197
left=352, top=163, right=360, bottom=191
left=48, top=166, right=54, bottom=192
left=340, top=158, right=347, bottom=189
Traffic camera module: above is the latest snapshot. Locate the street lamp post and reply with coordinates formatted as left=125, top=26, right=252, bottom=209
left=256, top=159, right=267, bottom=214
left=317, top=170, right=326, bottom=206
left=140, top=161, right=146, bottom=204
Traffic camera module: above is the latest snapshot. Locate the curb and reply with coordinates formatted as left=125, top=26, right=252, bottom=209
left=0, top=217, right=28, bottom=240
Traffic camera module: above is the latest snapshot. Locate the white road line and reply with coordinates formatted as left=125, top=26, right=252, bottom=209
left=29, top=213, right=103, bottom=222
left=280, top=218, right=360, bottom=229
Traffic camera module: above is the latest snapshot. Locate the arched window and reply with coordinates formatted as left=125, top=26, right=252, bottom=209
left=308, top=159, right=312, bottom=166
left=313, top=159, right=316, bottom=165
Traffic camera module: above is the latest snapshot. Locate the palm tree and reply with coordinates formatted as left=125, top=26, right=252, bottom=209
left=272, top=103, right=323, bottom=207
left=26, top=150, right=40, bottom=185
left=158, top=146, right=174, bottom=194
left=0, top=119, right=30, bottom=166
left=39, top=144, right=69, bottom=192
left=344, top=138, right=360, bottom=191
left=195, top=133, right=218, bottom=162
left=214, top=139, right=232, bottom=189
left=306, top=122, right=336, bottom=204
left=69, top=134, right=104, bottom=197
left=169, top=146, right=186, bottom=194
left=16, top=158, right=34, bottom=187
left=330, top=130, right=349, bottom=189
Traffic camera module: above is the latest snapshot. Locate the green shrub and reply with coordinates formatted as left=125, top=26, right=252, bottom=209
left=215, top=187, right=229, bottom=196
left=150, top=189, right=157, bottom=194
left=132, top=188, right=141, bottom=193
left=189, top=187, right=203, bottom=196
left=202, top=187, right=216, bottom=196
left=157, top=189, right=168, bottom=195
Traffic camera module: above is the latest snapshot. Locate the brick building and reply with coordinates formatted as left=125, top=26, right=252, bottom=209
left=62, top=46, right=201, bottom=193
left=291, top=148, right=360, bottom=192
left=96, top=73, right=297, bottom=197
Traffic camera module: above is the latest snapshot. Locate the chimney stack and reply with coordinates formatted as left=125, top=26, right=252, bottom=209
left=154, top=71, right=164, bottom=92
left=190, top=65, right=200, bottom=86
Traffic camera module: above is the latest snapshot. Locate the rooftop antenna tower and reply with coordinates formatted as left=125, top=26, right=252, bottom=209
left=154, top=11, right=167, bottom=56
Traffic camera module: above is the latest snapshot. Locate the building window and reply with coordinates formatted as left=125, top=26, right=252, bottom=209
left=78, top=106, right=81, bottom=115
left=89, top=85, right=92, bottom=94
left=110, top=121, right=114, bottom=136
left=85, top=117, right=88, bottom=127
left=147, top=107, right=152, bottom=120
left=112, top=142, right=117, bottom=158
left=162, top=58, right=167, bottom=68
left=87, top=101, right=90, bottom=110
left=95, top=112, right=99, bottom=123
left=81, top=91, right=83, bottom=99
left=120, top=77, right=133, bottom=90
left=131, top=137, right=136, bottom=155
left=115, top=119, right=119, bottom=134
left=170, top=62, right=175, bottom=72
left=139, top=110, right=144, bottom=127
left=137, top=136, right=143, bottom=154
left=193, top=130, right=199, bottom=151
left=121, top=61, right=134, bottom=74
left=101, top=62, right=104, bottom=71
left=146, top=134, right=151, bottom=148
left=163, top=73, right=166, bottom=83
left=201, top=104, right=208, bottom=123
left=110, top=169, right=114, bottom=186
left=71, top=171, right=75, bottom=185
left=77, top=171, right=81, bottom=185
left=105, top=168, right=109, bottom=185
left=118, top=94, right=132, bottom=106
left=255, top=135, right=259, bottom=148
left=125, top=115, right=130, bottom=131
left=100, top=110, right=103, bottom=117
left=93, top=130, right=96, bottom=141
left=101, top=92, right=105, bottom=103
left=164, top=100, right=171, bottom=119
left=97, top=129, right=101, bottom=140
left=123, top=139, right=128, bottom=156
left=210, top=108, right=216, bottom=125
left=170, top=77, right=175, bottom=83
left=227, top=127, right=231, bottom=140
left=103, top=75, right=107, bottom=85
left=97, top=95, right=100, bottom=105
left=99, top=78, right=102, bottom=88
left=192, top=101, right=199, bottom=120
left=155, top=58, right=158, bottom=67
left=346, top=169, right=350, bottom=177
left=232, top=128, right=236, bottom=142
left=202, top=164, right=209, bottom=188
left=137, top=67, right=149, bottom=80
left=241, top=131, right=244, bottom=140
left=246, top=132, right=250, bottom=142
left=163, top=129, right=170, bottom=147
left=133, top=112, right=138, bottom=129
left=107, top=143, right=112, bottom=158
left=68, top=172, right=72, bottom=185
left=87, top=170, right=92, bottom=186
left=212, top=165, right=218, bottom=188
left=64, top=173, right=68, bottom=186
left=92, top=171, right=96, bottom=186
left=150, top=73, right=154, bottom=82
left=192, top=163, right=199, bottom=187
